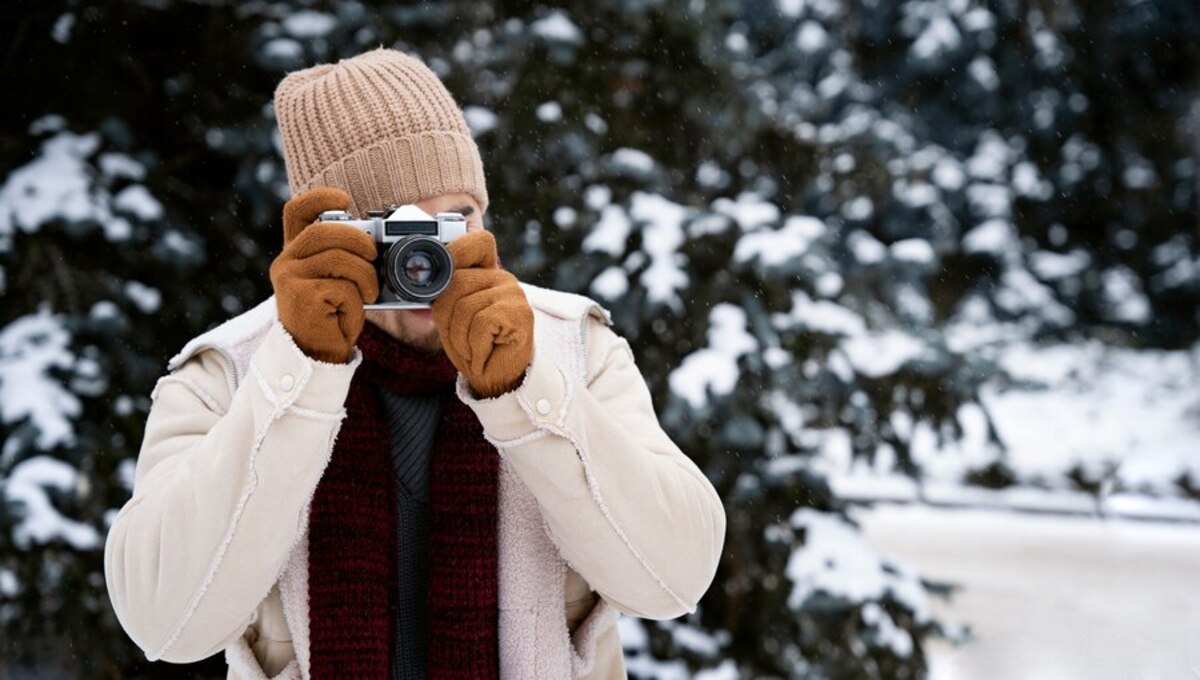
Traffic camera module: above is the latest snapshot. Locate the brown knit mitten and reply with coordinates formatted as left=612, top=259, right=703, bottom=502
left=431, top=230, right=534, bottom=398
left=269, top=187, right=379, bottom=363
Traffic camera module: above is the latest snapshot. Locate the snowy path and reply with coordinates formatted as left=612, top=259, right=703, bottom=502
left=857, top=504, right=1200, bottom=680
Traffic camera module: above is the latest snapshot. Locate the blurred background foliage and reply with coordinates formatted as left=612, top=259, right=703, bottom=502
left=0, top=0, right=1196, bottom=677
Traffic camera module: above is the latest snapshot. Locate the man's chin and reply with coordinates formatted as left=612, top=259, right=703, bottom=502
left=397, top=309, right=441, bottom=352
left=365, top=308, right=443, bottom=354
left=408, top=329, right=443, bottom=355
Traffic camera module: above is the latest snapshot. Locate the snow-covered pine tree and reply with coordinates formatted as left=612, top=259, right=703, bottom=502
left=0, top=3, right=281, bottom=675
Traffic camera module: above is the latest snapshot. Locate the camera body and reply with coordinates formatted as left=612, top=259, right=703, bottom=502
left=316, top=204, right=467, bottom=309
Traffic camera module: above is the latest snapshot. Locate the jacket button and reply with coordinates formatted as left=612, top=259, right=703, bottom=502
left=535, top=398, right=552, bottom=415
left=280, top=374, right=295, bottom=392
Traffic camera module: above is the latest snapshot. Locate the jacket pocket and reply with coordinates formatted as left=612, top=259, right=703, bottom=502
left=224, top=628, right=300, bottom=680
left=255, top=586, right=292, bottom=643
left=566, top=591, right=599, bottom=634
left=564, top=567, right=594, bottom=633
left=225, top=586, right=297, bottom=680
left=568, top=596, right=620, bottom=677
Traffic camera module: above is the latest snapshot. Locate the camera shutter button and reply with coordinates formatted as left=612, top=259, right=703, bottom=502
left=280, top=374, right=296, bottom=392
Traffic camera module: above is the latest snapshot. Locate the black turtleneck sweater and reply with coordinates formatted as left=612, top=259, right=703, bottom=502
left=376, top=387, right=442, bottom=680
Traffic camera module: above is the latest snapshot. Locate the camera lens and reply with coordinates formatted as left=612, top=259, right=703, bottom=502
left=402, top=251, right=435, bottom=287
left=381, top=236, right=454, bottom=303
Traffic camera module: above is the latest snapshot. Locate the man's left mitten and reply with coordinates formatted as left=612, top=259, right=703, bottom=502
left=431, top=230, right=534, bottom=398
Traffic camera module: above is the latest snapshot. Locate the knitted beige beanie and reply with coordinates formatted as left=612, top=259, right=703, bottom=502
left=273, top=46, right=488, bottom=219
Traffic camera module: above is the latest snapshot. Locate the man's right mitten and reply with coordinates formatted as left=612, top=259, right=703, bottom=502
left=269, top=187, right=379, bottom=363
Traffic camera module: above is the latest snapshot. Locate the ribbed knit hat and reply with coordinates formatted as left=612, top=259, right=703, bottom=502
left=273, top=47, right=488, bottom=219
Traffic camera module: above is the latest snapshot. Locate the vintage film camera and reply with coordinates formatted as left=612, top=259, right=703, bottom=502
left=316, top=204, right=467, bottom=309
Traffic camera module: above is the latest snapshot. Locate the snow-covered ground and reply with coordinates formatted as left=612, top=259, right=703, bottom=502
left=808, top=328, right=1200, bottom=508
left=858, top=504, right=1200, bottom=679
left=842, top=333, right=1200, bottom=676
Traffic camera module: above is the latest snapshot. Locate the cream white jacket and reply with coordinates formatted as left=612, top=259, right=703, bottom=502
left=104, top=283, right=726, bottom=679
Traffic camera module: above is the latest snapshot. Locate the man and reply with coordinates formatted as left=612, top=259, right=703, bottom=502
left=104, top=47, right=725, bottom=679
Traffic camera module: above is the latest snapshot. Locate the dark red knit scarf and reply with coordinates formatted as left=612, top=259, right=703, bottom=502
left=307, top=321, right=499, bottom=678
